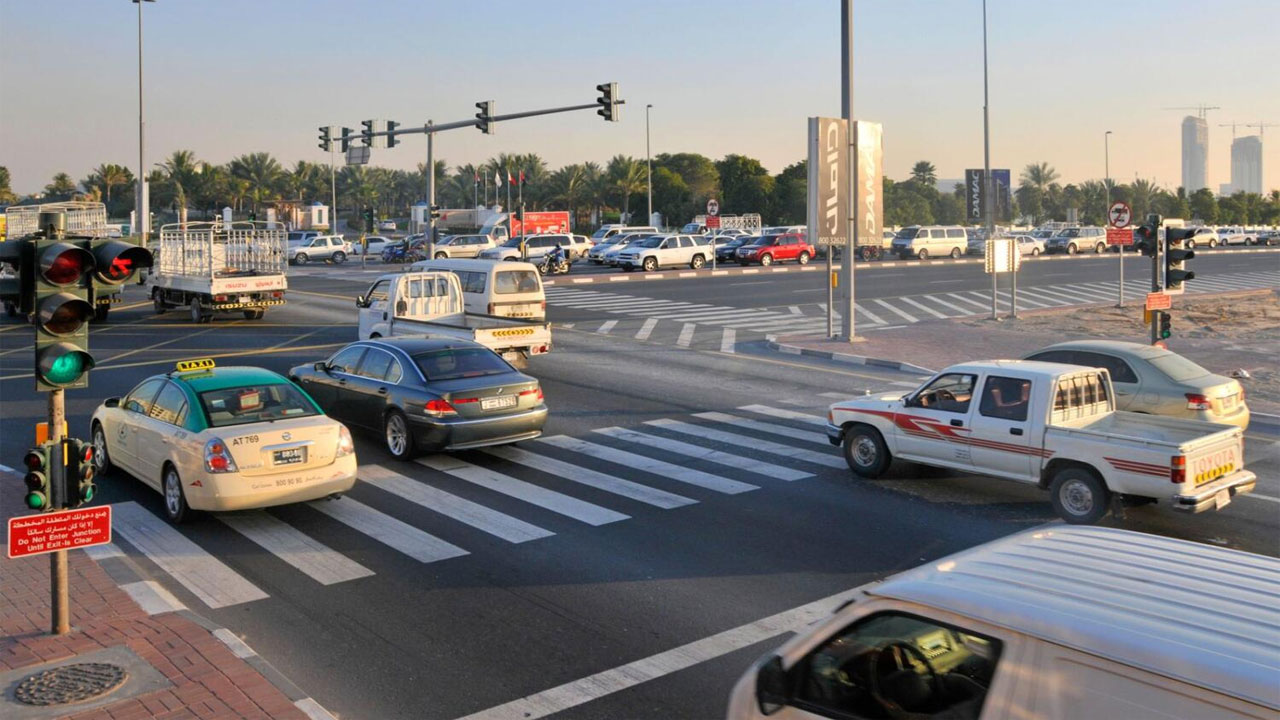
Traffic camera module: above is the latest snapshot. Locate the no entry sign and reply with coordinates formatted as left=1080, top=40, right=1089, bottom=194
left=7, top=506, right=112, bottom=559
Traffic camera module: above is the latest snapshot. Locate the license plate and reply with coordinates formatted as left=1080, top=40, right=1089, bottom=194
left=273, top=448, right=306, bottom=465
left=1215, top=489, right=1231, bottom=510
left=481, top=395, right=518, bottom=411
left=1221, top=395, right=1235, bottom=410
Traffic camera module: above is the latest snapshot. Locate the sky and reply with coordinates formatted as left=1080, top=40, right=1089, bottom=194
left=2, top=0, right=1278, bottom=196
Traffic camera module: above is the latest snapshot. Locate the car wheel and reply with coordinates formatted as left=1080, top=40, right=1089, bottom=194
left=916, top=249, right=929, bottom=260
left=950, top=247, right=962, bottom=259
left=1244, top=238, right=1253, bottom=246
left=384, top=410, right=415, bottom=461
left=332, top=251, right=347, bottom=264
left=92, top=422, right=113, bottom=474
left=798, top=251, right=811, bottom=265
left=1031, top=247, right=1041, bottom=256
left=152, top=290, right=167, bottom=315
left=759, top=254, right=773, bottom=266
left=1186, top=239, right=1196, bottom=249
left=1208, top=239, right=1217, bottom=249
left=621, top=265, right=635, bottom=272
left=294, top=253, right=308, bottom=265
left=189, top=298, right=206, bottom=324
left=690, top=254, right=706, bottom=269
left=843, top=425, right=890, bottom=478
left=1049, top=467, right=1111, bottom=525
left=1066, top=244, right=1077, bottom=255
left=243, top=309, right=265, bottom=320
left=435, top=252, right=448, bottom=259
left=163, top=465, right=191, bottom=524
left=643, top=257, right=658, bottom=272
left=1095, top=242, right=1106, bottom=254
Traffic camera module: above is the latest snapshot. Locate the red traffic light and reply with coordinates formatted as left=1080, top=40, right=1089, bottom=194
left=23, top=449, right=46, bottom=471
left=93, top=240, right=154, bottom=285
left=38, top=242, right=95, bottom=285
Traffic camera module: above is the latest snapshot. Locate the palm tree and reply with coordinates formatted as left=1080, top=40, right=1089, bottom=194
left=1019, top=162, right=1059, bottom=193
left=1129, top=178, right=1157, bottom=220
left=229, top=152, right=284, bottom=213
left=87, top=163, right=133, bottom=205
left=159, top=150, right=202, bottom=213
left=44, top=172, right=77, bottom=200
left=581, top=161, right=605, bottom=224
left=910, top=161, right=937, bottom=187
left=285, top=161, right=324, bottom=204
left=548, top=164, right=589, bottom=228
left=606, top=155, right=647, bottom=222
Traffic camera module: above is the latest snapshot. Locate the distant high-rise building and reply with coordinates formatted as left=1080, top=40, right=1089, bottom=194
left=1181, top=116, right=1208, bottom=192
left=1230, top=135, right=1263, bottom=195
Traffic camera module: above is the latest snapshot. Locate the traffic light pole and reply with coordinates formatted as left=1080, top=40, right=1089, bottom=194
left=48, top=388, right=70, bottom=635
left=426, top=122, right=435, bottom=261
left=1150, top=217, right=1163, bottom=346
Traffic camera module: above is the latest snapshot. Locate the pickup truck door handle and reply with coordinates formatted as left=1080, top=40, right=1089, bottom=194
left=950, top=419, right=963, bottom=427
left=1010, top=427, right=1024, bottom=436
left=338, top=378, right=347, bottom=385
left=377, top=387, right=388, bottom=395
left=382, top=312, right=388, bottom=321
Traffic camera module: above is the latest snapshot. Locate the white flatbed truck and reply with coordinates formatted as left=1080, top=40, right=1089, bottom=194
left=148, top=221, right=288, bottom=322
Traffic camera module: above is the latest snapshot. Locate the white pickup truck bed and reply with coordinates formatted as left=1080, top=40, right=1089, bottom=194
left=1051, top=411, right=1239, bottom=449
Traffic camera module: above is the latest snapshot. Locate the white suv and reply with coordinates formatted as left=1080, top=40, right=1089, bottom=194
left=288, top=234, right=350, bottom=265
left=432, top=234, right=496, bottom=259
left=1187, top=227, right=1219, bottom=249
left=616, top=234, right=712, bottom=272
left=479, top=234, right=572, bottom=262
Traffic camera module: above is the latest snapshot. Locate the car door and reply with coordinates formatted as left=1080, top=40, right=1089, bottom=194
left=358, top=278, right=393, bottom=338
left=115, top=378, right=166, bottom=475
left=895, top=372, right=978, bottom=469
left=134, top=381, right=190, bottom=485
left=346, top=347, right=403, bottom=430
left=309, top=345, right=367, bottom=420
left=969, top=374, right=1039, bottom=479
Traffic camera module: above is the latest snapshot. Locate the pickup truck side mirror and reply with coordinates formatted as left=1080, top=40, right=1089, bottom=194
left=355, top=295, right=367, bottom=308
left=755, top=655, right=790, bottom=715
left=314, top=361, right=329, bottom=373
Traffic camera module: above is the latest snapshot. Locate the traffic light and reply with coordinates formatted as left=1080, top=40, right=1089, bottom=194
left=90, top=239, right=152, bottom=286
left=429, top=205, right=441, bottom=221
left=474, top=101, right=494, bottom=135
left=596, top=82, right=619, bottom=122
left=363, top=207, right=375, bottom=233
left=318, top=126, right=332, bottom=152
left=22, top=443, right=53, bottom=511
left=0, top=238, right=29, bottom=315
left=340, top=127, right=353, bottom=152
left=1164, top=228, right=1196, bottom=293
left=1158, top=310, right=1172, bottom=340
left=33, top=238, right=96, bottom=390
left=249, top=210, right=257, bottom=222
left=361, top=119, right=375, bottom=147
left=387, top=120, right=400, bottom=148
left=66, top=438, right=96, bottom=508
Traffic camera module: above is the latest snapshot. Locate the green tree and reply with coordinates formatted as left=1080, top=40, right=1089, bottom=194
left=649, top=166, right=690, bottom=227
left=1188, top=188, right=1218, bottom=223
left=547, top=164, right=591, bottom=229
left=1019, top=161, right=1059, bottom=193
left=0, top=166, right=17, bottom=204
left=715, top=154, right=774, bottom=217
left=44, top=172, right=78, bottom=200
left=910, top=160, right=937, bottom=187
left=1016, top=184, right=1044, bottom=224
left=769, top=160, right=807, bottom=224
left=883, top=178, right=935, bottom=226
left=605, top=155, right=647, bottom=222
left=229, top=152, right=284, bottom=213
left=654, top=153, right=719, bottom=211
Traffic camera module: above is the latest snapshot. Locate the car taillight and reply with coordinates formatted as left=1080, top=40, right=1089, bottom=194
left=425, top=398, right=457, bottom=417
left=1185, top=393, right=1212, bottom=411
left=827, top=409, right=834, bottom=424
left=271, top=291, right=284, bottom=299
left=488, top=302, right=495, bottom=315
left=519, top=387, right=544, bottom=401
left=1170, top=455, right=1186, bottom=484
left=336, top=425, right=355, bottom=458
left=213, top=294, right=228, bottom=302
left=204, top=438, right=238, bottom=473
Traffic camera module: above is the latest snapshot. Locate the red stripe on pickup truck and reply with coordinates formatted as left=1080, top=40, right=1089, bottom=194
left=841, top=409, right=1055, bottom=460
left=1104, top=457, right=1168, bottom=477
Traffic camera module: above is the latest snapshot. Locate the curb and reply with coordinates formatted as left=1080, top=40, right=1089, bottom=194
left=765, top=339, right=936, bottom=375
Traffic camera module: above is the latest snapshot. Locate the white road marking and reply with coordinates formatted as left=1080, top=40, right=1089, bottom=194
left=455, top=585, right=863, bottom=720
left=219, top=511, right=374, bottom=585
left=483, top=446, right=696, bottom=509
left=120, top=580, right=187, bottom=615
left=789, top=305, right=803, bottom=315
left=739, top=404, right=827, bottom=426
left=213, top=628, right=257, bottom=659
left=112, top=502, right=269, bottom=608
left=1246, top=494, right=1280, bottom=504
left=855, top=303, right=888, bottom=326
left=897, top=296, right=950, bottom=319
left=536, top=436, right=758, bottom=495
left=873, top=298, right=918, bottom=323
left=0, top=463, right=14, bottom=473
left=596, top=320, right=618, bottom=334
left=818, top=392, right=849, bottom=399
left=295, top=697, right=339, bottom=720
left=655, top=308, right=759, bottom=321
left=694, top=412, right=829, bottom=446
left=945, top=293, right=990, bottom=310
left=676, top=323, right=696, bottom=347
left=361, top=464, right=553, bottom=543
left=918, top=294, right=974, bottom=315
left=418, top=456, right=629, bottom=526
left=309, top=497, right=469, bottom=564
left=82, top=543, right=125, bottom=560
left=720, top=328, right=737, bottom=353
left=646, top=418, right=844, bottom=469
left=635, top=317, right=658, bottom=340
left=594, top=426, right=812, bottom=481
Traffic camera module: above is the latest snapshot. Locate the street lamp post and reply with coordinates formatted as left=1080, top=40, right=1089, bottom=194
left=646, top=104, right=653, bottom=226
left=133, top=0, right=155, bottom=247
left=982, top=0, right=997, bottom=321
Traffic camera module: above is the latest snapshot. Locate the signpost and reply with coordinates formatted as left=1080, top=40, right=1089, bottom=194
left=807, top=117, right=850, bottom=338
left=1145, top=291, right=1171, bottom=311
left=1109, top=200, right=1132, bottom=307
left=984, top=237, right=1020, bottom=318
left=7, top=506, right=112, bottom=559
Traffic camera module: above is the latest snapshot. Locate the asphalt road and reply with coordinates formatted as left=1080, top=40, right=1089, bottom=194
left=1, top=259, right=1277, bottom=720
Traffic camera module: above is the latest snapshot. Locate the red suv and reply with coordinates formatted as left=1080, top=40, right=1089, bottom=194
left=734, top=233, right=814, bottom=266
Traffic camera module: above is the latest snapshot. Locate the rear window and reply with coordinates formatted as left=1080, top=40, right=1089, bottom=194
left=494, top=270, right=540, bottom=294
left=414, top=348, right=512, bottom=381
left=198, top=383, right=319, bottom=428
left=1148, top=353, right=1211, bottom=382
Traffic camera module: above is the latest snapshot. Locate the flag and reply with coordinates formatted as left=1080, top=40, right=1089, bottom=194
left=494, top=170, right=501, bottom=185
left=473, top=171, right=479, bottom=183
left=519, top=170, right=525, bottom=185
left=508, top=170, right=514, bottom=186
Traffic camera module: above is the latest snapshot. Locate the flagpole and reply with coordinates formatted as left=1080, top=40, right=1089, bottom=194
left=474, top=173, right=479, bottom=209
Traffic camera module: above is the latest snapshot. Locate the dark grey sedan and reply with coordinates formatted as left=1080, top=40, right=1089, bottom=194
left=290, top=337, right=547, bottom=460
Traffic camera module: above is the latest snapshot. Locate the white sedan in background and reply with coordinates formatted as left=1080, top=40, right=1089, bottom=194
left=1014, top=234, right=1046, bottom=256
left=351, top=236, right=392, bottom=255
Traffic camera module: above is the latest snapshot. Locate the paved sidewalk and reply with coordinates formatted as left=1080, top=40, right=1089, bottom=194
left=1, top=475, right=328, bottom=720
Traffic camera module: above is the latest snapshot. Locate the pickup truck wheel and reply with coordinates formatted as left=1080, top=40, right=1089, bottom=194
left=294, top=253, right=309, bottom=265
left=384, top=410, right=416, bottom=461
left=798, top=251, right=811, bottom=265
left=843, top=426, right=890, bottom=478
left=152, top=291, right=167, bottom=315
left=189, top=299, right=205, bottom=324
left=1049, top=468, right=1110, bottom=524
left=690, top=254, right=706, bottom=269
left=643, top=257, right=658, bottom=272
left=332, top=251, right=347, bottom=264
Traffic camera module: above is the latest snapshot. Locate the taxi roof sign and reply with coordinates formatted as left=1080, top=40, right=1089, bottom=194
left=175, top=358, right=216, bottom=372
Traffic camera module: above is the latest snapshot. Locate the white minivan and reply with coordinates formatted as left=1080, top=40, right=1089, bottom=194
left=728, top=526, right=1279, bottom=720
left=890, top=225, right=969, bottom=259
left=408, top=258, right=546, bottom=321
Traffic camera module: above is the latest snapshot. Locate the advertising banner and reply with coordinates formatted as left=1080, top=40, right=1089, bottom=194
left=807, top=117, right=849, bottom=247
left=854, top=121, right=884, bottom=250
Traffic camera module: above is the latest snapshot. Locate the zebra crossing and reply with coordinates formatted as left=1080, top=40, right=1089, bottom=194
left=104, top=402, right=852, bottom=610
left=544, top=269, right=1280, bottom=346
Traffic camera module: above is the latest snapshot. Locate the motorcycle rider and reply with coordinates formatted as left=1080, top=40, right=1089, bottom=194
left=545, top=242, right=568, bottom=273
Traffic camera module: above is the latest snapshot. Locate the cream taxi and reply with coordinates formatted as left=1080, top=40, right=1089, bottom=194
left=91, top=359, right=357, bottom=523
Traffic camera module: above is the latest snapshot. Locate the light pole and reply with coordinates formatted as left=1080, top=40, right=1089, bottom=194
left=646, top=104, right=653, bottom=226
left=840, top=0, right=857, bottom=342
left=982, top=0, right=997, bottom=320
left=133, top=0, right=155, bottom=247
left=1107, top=130, right=1123, bottom=307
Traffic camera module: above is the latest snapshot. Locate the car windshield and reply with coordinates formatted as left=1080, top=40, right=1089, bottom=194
left=1147, top=353, right=1212, bottom=382
left=414, top=348, right=513, bottom=381
left=198, top=383, right=318, bottom=428
left=894, top=228, right=920, bottom=239
left=500, top=237, right=523, bottom=248
left=590, top=228, right=611, bottom=239
left=638, top=237, right=665, bottom=248
left=747, top=235, right=778, bottom=246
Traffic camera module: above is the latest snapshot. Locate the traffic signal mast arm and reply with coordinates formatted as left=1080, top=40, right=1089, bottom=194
left=356, top=93, right=625, bottom=143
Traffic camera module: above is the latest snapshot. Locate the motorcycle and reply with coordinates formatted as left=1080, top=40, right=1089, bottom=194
left=537, top=254, right=571, bottom=275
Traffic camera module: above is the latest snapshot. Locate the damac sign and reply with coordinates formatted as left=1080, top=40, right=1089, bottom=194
left=854, top=121, right=884, bottom=247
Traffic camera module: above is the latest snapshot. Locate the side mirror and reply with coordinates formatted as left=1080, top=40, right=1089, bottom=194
left=314, top=361, right=329, bottom=373
left=104, top=397, right=120, bottom=408
left=355, top=295, right=367, bottom=308
left=755, top=655, right=790, bottom=716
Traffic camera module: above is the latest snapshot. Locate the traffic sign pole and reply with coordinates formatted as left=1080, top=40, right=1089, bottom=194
left=1109, top=200, right=1132, bottom=308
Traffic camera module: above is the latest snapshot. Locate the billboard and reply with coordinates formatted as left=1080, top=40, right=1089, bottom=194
left=854, top=121, right=884, bottom=249
left=807, top=117, right=849, bottom=247
left=965, top=169, right=1012, bottom=222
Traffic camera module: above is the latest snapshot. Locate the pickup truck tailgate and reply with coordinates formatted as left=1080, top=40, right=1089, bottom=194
left=474, top=323, right=552, bottom=355
left=1180, top=431, right=1244, bottom=487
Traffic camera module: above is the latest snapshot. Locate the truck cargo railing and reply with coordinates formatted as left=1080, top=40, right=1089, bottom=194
left=156, top=221, right=287, bottom=278
left=5, top=201, right=110, bottom=239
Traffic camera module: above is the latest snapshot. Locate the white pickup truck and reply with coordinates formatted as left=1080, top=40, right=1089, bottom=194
left=356, top=271, right=551, bottom=367
left=827, top=360, right=1256, bottom=524
left=149, top=221, right=287, bottom=322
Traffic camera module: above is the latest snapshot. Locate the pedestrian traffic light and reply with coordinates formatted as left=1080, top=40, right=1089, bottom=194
left=318, top=126, right=332, bottom=152
left=1158, top=311, right=1172, bottom=340
left=340, top=127, right=353, bottom=153
left=249, top=210, right=257, bottom=222
left=33, top=237, right=96, bottom=390
left=90, top=239, right=152, bottom=286
left=429, top=205, right=441, bottom=221
left=363, top=207, right=375, bottom=233
left=596, top=82, right=619, bottom=122
left=474, top=101, right=494, bottom=135
left=387, top=120, right=400, bottom=148
left=22, top=443, right=53, bottom=511
left=1164, top=228, right=1196, bottom=293
left=361, top=119, right=375, bottom=147
left=66, top=438, right=96, bottom=508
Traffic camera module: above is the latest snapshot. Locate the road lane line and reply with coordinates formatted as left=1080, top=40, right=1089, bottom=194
left=918, top=294, right=974, bottom=315
left=855, top=303, right=888, bottom=326
left=482, top=446, right=696, bottom=509
left=417, top=456, right=629, bottom=526
left=873, top=298, right=918, bottom=323
left=635, top=318, right=658, bottom=340
left=946, top=293, right=990, bottom=310
left=595, top=426, right=812, bottom=481
left=789, top=305, right=803, bottom=315
left=676, top=323, right=696, bottom=347
left=720, top=327, right=736, bottom=353
left=1246, top=494, right=1280, bottom=504
left=897, top=296, right=950, bottom=319
left=218, top=511, right=374, bottom=585
left=739, top=404, right=827, bottom=426
left=595, top=320, right=618, bottom=334
left=308, top=497, right=470, bottom=564
left=645, top=418, right=844, bottom=469
left=361, top=464, right=553, bottom=543
left=536, top=436, right=758, bottom=495
left=112, top=502, right=269, bottom=608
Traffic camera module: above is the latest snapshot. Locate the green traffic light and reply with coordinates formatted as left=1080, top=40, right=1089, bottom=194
left=25, top=492, right=47, bottom=510
left=45, top=352, right=87, bottom=384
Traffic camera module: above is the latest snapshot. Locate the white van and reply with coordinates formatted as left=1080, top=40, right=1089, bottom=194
left=890, top=225, right=969, bottom=259
left=408, top=257, right=545, bottom=321
left=728, top=526, right=1279, bottom=720
left=590, top=225, right=659, bottom=242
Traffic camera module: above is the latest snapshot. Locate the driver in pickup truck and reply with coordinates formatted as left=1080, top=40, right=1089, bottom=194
left=984, top=377, right=1032, bottom=420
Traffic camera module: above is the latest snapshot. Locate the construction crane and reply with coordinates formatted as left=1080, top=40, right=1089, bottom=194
left=1219, top=121, right=1242, bottom=140
left=1163, top=104, right=1220, bottom=120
